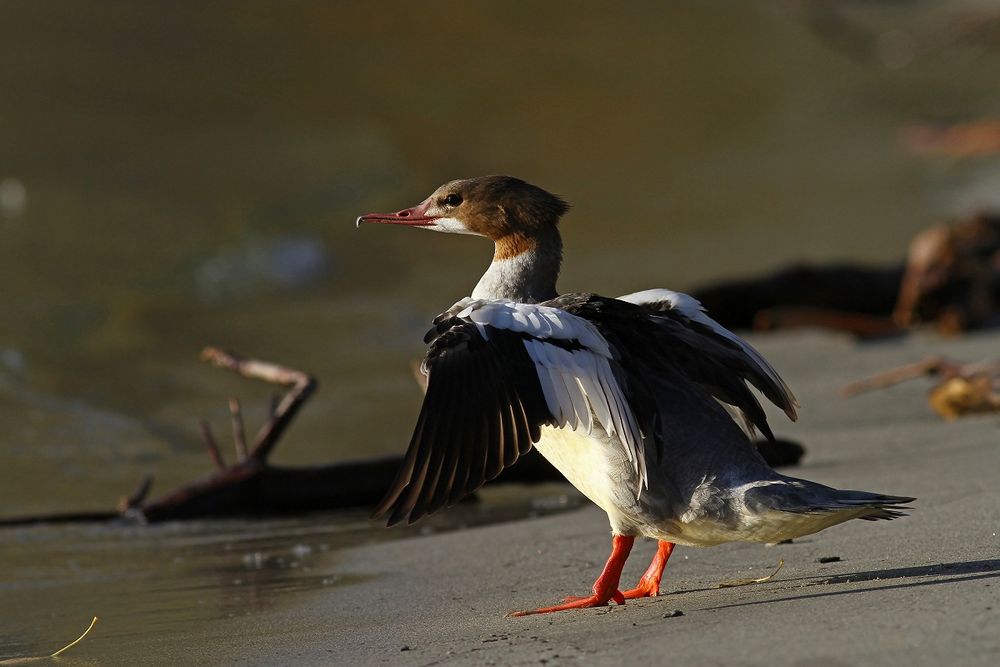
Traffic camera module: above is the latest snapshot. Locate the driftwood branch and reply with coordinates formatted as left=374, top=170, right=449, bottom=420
left=0, top=349, right=557, bottom=526
left=229, top=398, right=248, bottom=462
left=199, top=346, right=316, bottom=463
left=692, top=212, right=1000, bottom=338
left=118, top=475, right=153, bottom=513
left=199, top=420, right=226, bottom=471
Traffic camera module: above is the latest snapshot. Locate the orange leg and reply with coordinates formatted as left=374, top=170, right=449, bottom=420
left=509, top=535, right=635, bottom=616
left=622, top=540, right=675, bottom=599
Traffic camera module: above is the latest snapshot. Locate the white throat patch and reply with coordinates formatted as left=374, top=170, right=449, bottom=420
left=428, top=216, right=479, bottom=235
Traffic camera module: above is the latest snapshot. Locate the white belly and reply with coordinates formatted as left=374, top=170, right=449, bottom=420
left=532, top=425, right=627, bottom=519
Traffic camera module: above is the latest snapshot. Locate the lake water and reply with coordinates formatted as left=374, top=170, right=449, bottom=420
left=2, top=1, right=998, bottom=661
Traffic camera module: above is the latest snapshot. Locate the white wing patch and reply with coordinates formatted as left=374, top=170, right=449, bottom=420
left=618, top=288, right=704, bottom=319
left=458, top=299, right=611, bottom=355
left=451, top=298, right=648, bottom=492
left=618, top=288, right=797, bottom=416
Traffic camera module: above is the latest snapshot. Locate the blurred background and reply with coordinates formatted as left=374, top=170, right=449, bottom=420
left=2, top=0, right=999, bottom=658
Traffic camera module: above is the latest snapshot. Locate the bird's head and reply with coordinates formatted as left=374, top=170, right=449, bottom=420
left=356, top=176, right=569, bottom=248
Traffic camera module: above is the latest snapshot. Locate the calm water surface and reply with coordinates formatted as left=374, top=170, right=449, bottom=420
left=0, top=488, right=579, bottom=662
left=2, top=1, right=999, bottom=661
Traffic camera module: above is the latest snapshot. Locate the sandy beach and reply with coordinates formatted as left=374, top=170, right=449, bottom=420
left=139, top=328, right=999, bottom=666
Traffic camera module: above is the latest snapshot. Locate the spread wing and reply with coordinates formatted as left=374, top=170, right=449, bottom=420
left=372, top=299, right=646, bottom=526
left=616, top=288, right=798, bottom=439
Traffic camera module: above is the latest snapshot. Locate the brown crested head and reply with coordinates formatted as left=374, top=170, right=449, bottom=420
left=357, top=176, right=569, bottom=259
left=427, top=175, right=569, bottom=239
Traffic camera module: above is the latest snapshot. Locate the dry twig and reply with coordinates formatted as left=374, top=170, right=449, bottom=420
left=842, top=356, right=1000, bottom=419
left=715, top=560, right=784, bottom=588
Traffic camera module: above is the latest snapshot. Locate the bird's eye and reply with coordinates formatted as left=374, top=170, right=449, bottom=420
left=443, top=193, right=462, bottom=207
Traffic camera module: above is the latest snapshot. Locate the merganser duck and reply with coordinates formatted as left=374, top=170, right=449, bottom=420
left=357, top=175, right=914, bottom=616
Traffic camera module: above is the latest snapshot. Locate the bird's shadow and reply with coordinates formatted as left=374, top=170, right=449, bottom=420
left=685, top=558, right=1000, bottom=609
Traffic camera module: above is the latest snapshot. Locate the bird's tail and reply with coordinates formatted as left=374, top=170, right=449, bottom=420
left=813, top=489, right=916, bottom=521
left=735, top=478, right=914, bottom=543
left=747, top=479, right=915, bottom=522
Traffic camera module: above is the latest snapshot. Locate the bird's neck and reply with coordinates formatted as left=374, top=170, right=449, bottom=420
left=471, top=229, right=562, bottom=303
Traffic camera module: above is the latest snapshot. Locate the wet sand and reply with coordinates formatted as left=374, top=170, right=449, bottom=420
left=177, top=329, right=999, bottom=666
